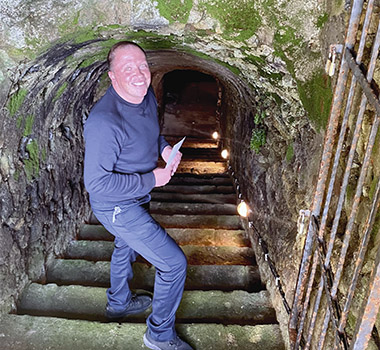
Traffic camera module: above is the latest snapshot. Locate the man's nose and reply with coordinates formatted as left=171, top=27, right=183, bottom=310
left=133, top=66, right=145, bottom=76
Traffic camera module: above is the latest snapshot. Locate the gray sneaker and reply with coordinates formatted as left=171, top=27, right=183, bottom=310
left=105, top=294, right=152, bottom=320
left=143, top=331, right=193, bottom=350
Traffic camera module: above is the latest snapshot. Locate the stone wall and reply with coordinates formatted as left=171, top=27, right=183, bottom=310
left=0, top=0, right=347, bottom=347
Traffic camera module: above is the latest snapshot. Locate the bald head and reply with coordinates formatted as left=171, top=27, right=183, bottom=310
left=107, top=41, right=146, bottom=71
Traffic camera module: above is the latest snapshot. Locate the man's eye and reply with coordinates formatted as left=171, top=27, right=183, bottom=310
left=140, top=64, right=148, bottom=69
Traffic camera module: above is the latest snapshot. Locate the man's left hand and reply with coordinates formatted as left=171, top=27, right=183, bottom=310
left=162, top=145, right=182, bottom=176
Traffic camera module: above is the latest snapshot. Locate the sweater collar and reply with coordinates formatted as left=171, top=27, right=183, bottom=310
left=109, top=85, right=148, bottom=107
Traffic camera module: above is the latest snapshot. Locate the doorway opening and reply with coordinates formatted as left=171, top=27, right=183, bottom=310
left=160, top=70, right=220, bottom=143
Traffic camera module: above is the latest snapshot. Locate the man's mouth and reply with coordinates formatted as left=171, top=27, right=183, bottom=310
left=132, top=82, right=145, bottom=86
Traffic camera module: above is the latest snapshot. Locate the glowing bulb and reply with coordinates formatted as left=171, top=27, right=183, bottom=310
left=212, top=131, right=219, bottom=140
left=237, top=200, right=249, bottom=217
left=221, top=149, right=229, bottom=159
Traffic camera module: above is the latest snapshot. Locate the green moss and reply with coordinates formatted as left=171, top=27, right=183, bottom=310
left=371, top=211, right=380, bottom=240
left=271, top=92, right=283, bottom=105
left=7, top=89, right=28, bottom=116
left=41, top=147, right=47, bottom=162
left=156, top=0, right=193, bottom=24
left=273, top=48, right=295, bottom=76
left=274, top=26, right=303, bottom=47
left=59, top=24, right=99, bottom=45
left=59, top=11, right=81, bottom=35
left=139, top=37, right=177, bottom=50
left=250, top=111, right=267, bottom=154
left=199, top=0, right=261, bottom=41
left=254, top=111, right=266, bottom=125
left=297, top=69, right=333, bottom=130
left=16, top=115, right=23, bottom=129
left=245, top=55, right=266, bottom=65
left=78, top=48, right=110, bottom=68
left=272, top=24, right=308, bottom=79
left=73, top=30, right=98, bottom=44
left=23, top=115, right=35, bottom=136
left=25, top=36, right=42, bottom=49
left=372, top=128, right=380, bottom=176
left=250, top=129, right=266, bottom=154
left=218, top=60, right=242, bottom=76
left=286, top=142, right=294, bottom=162
left=124, top=30, right=163, bottom=40
left=72, top=11, right=80, bottom=26
left=195, top=29, right=211, bottom=37
left=98, top=24, right=123, bottom=31
left=317, top=13, right=329, bottom=28
left=24, top=140, right=39, bottom=180
left=13, top=169, right=20, bottom=181
left=53, top=82, right=68, bottom=102
left=369, top=177, right=378, bottom=201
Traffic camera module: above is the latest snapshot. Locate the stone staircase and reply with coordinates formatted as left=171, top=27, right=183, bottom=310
left=0, top=144, right=284, bottom=350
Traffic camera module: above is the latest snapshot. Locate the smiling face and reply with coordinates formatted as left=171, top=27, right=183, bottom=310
left=108, top=45, right=151, bottom=104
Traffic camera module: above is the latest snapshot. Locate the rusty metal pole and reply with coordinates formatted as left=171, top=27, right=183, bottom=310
left=349, top=178, right=380, bottom=350
left=289, top=0, right=364, bottom=347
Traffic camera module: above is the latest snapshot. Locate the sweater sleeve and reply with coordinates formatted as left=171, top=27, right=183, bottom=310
left=158, top=135, right=170, bottom=155
left=84, top=113, right=156, bottom=201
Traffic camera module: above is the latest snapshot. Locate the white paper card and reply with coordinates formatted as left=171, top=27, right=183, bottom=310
left=165, top=136, right=186, bottom=168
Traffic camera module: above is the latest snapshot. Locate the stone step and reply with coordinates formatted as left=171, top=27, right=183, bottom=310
left=153, top=214, right=242, bottom=229
left=181, top=147, right=225, bottom=161
left=155, top=201, right=238, bottom=215
left=165, top=136, right=219, bottom=149
left=64, top=241, right=256, bottom=265
left=79, top=225, right=249, bottom=246
left=170, top=173, right=232, bottom=186
left=88, top=213, right=241, bottom=229
left=176, top=160, right=227, bottom=174
left=153, top=184, right=234, bottom=194
left=18, top=283, right=277, bottom=325
left=150, top=192, right=237, bottom=204
left=46, top=260, right=264, bottom=292
left=0, top=314, right=285, bottom=350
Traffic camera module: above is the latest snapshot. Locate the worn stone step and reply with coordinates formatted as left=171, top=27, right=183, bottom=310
left=0, top=314, right=284, bottom=350
left=181, top=147, right=225, bottom=159
left=153, top=214, right=241, bottom=229
left=170, top=173, right=232, bottom=186
left=153, top=184, right=234, bottom=194
left=165, top=136, right=220, bottom=148
left=176, top=160, right=227, bottom=174
left=156, top=202, right=238, bottom=215
left=79, top=225, right=249, bottom=247
left=18, top=283, right=277, bottom=325
left=64, top=241, right=256, bottom=265
left=47, top=260, right=264, bottom=292
left=150, top=192, right=237, bottom=204
left=158, top=201, right=238, bottom=215
left=88, top=213, right=241, bottom=229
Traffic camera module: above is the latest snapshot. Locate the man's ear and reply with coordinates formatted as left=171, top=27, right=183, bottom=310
left=108, top=71, right=114, bottom=81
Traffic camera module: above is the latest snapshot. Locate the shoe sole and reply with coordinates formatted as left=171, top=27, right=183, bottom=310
left=143, top=333, right=162, bottom=350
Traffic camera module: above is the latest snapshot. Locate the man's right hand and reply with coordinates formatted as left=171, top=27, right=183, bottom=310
left=153, top=167, right=172, bottom=187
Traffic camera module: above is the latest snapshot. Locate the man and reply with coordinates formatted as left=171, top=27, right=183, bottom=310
left=84, top=41, right=193, bottom=350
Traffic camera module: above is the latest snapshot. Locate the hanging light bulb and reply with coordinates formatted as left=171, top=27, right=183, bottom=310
left=212, top=131, right=219, bottom=140
left=221, top=149, right=229, bottom=159
left=237, top=200, right=250, bottom=217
